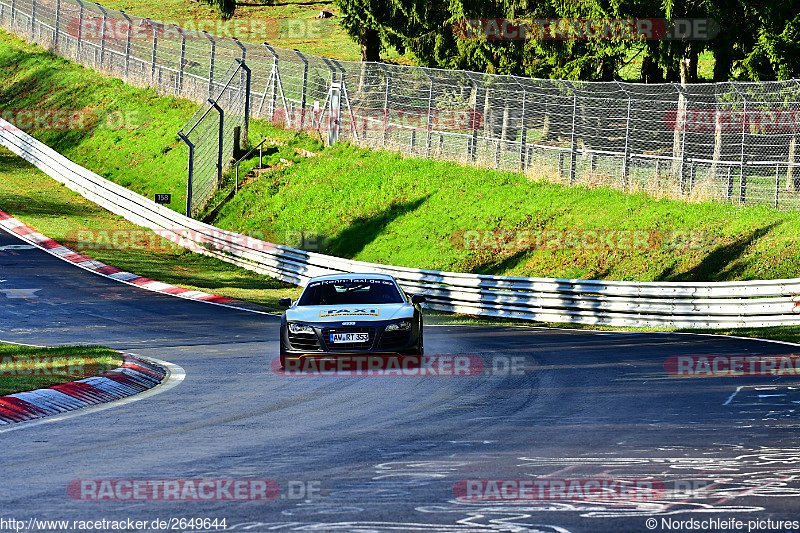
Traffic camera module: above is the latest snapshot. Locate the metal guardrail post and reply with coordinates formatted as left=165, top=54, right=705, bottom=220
left=421, top=68, right=434, bottom=158
left=739, top=98, right=748, bottom=204
left=468, top=78, right=480, bottom=162
left=233, top=37, right=245, bottom=61
left=53, top=0, right=61, bottom=50
left=569, top=90, right=578, bottom=186
left=329, top=58, right=359, bottom=144
left=177, top=25, right=186, bottom=92
left=294, top=49, right=308, bottom=129
left=622, top=96, right=631, bottom=191
left=177, top=132, right=194, bottom=217
left=519, top=83, right=528, bottom=170
left=149, top=19, right=157, bottom=82
left=265, top=43, right=290, bottom=128
left=726, top=165, right=733, bottom=201
left=75, top=0, right=83, bottom=58
left=209, top=98, right=224, bottom=185
left=95, top=3, right=107, bottom=67
left=235, top=58, right=251, bottom=143
left=205, top=32, right=215, bottom=98
left=377, top=63, right=391, bottom=147
left=121, top=11, right=132, bottom=77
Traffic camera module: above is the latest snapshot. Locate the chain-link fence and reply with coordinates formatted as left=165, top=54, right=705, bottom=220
left=177, top=60, right=249, bottom=216
left=3, top=0, right=800, bottom=210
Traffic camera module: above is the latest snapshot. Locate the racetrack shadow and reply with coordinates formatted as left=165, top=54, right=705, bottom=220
left=325, top=195, right=430, bottom=258
left=656, top=224, right=778, bottom=282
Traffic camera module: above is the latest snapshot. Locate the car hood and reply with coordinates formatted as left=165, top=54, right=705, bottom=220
left=286, top=303, right=415, bottom=324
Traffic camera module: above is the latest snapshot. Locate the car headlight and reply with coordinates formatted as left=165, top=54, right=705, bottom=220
left=385, top=320, right=412, bottom=332
left=288, top=323, right=314, bottom=334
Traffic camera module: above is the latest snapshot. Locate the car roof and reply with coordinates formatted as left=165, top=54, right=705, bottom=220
left=307, top=273, right=397, bottom=282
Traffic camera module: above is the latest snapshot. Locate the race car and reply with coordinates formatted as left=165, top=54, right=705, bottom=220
left=277, top=273, right=425, bottom=368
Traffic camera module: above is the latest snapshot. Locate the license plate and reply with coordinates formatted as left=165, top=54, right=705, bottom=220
left=330, top=333, right=369, bottom=343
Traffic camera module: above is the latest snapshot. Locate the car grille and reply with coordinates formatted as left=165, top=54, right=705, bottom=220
left=288, top=331, right=321, bottom=352
left=321, top=326, right=376, bottom=351
left=378, top=329, right=412, bottom=350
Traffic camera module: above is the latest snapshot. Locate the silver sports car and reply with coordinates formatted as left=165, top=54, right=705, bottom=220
left=278, top=273, right=425, bottom=368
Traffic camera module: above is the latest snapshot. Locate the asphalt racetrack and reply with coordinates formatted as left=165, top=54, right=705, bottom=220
left=2, top=225, right=800, bottom=533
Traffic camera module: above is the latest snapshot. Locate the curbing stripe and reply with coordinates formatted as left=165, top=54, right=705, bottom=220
left=0, top=210, right=264, bottom=311
left=0, top=355, right=185, bottom=433
left=0, top=354, right=170, bottom=425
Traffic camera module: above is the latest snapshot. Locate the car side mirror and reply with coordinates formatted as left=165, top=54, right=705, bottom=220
left=278, top=298, right=292, bottom=307
left=410, top=294, right=426, bottom=304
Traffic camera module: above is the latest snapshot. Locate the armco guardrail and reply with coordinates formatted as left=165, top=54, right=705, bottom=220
left=2, top=117, right=800, bottom=328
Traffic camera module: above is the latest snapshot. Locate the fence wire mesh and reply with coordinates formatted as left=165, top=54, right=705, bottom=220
left=178, top=60, right=248, bottom=216
left=2, top=0, right=800, bottom=210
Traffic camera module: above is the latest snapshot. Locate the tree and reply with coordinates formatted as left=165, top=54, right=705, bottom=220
left=332, top=0, right=406, bottom=61
left=333, top=0, right=800, bottom=82
left=203, top=0, right=236, bottom=19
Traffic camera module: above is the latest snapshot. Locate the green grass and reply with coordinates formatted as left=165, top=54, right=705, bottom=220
left=0, top=343, right=122, bottom=396
left=211, top=141, right=800, bottom=282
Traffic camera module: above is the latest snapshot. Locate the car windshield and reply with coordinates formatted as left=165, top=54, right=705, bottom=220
left=298, top=278, right=405, bottom=306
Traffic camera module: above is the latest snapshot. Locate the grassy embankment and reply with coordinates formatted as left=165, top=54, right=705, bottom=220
left=1, top=30, right=800, bottom=342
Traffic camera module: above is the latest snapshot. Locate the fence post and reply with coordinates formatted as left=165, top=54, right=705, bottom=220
left=205, top=32, right=215, bottom=98
left=775, top=163, right=781, bottom=209
left=75, top=0, right=83, bottom=58
left=680, top=98, right=690, bottom=195
left=294, top=49, right=308, bottom=129
left=787, top=135, right=798, bottom=191
left=30, top=0, right=35, bottom=39
left=621, top=96, right=631, bottom=191
left=266, top=43, right=290, bottom=128
left=177, top=132, right=194, bottom=217
left=149, top=19, right=157, bottom=82
left=726, top=165, right=733, bottom=202
left=53, top=0, right=61, bottom=50
left=469, top=79, right=480, bottom=162
left=236, top=58, right=251, bottom=143
left=330, top=58, right=359, bottom=144
left=421, top=69, right=434, bottom=158
left=177, top=26, right=186, bottom=93
left=739, top=98, right=748, bottom=204
left=519, top=86, right=527, bottom=170
left=209, top=98, right=224, bottom=185
left=121, top=11, right=131, bottom=77
left=569, top=92, right=578, bottom=186
left=379, top=64, right=391, bottom=147
left=495, top=103, right=509, bottom=168
left=95, top=3, right=106, bottom=67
